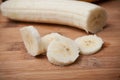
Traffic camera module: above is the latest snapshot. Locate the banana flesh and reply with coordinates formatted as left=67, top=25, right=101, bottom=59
left=1, top=0, right=107, bottom=33
left=20, top=26, right=45, bottom=56
left=41, top=33, right=64, bottom=51
left=20, top=26, right=104, bottom=65
left=47, top=35, right=80, bottom=66
left=75, top=35, right=104, bottom=55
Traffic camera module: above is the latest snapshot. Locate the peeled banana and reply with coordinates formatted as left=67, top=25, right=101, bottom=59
left=1, top=0, right=107, bottom=33
left=47, top=35, right=80, bottom=66
left=75, top=35, right=104, bottom=55
left=20, top=26, right=45, bottom=56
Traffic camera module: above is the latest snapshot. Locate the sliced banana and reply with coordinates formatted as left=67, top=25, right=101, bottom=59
left=47, top=36, right=80, bottom=66
left=75, top=35, right=104, bottom=55
left=41, top=33, right=63, bottom=51
left=20, top=26, right=45, bottom=56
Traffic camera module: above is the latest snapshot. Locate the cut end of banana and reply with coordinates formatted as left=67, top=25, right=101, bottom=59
left=87, top=8, right=107, bottom=33
left=75, top=35, right=104, bottom=55
left=47, top=36, right=80, bottom=66
left=20, top=26, right=45, bottom=56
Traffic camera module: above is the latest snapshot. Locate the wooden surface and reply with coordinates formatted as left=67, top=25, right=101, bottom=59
left=0, top=1, right=120, bottom=80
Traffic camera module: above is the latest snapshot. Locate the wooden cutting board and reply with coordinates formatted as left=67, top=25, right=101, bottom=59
left=0, top=1, right=120, bottom=80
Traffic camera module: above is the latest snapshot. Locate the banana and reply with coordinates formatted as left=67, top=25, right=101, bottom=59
left=41, top=33, right=63, bottom=51
left=20, top=26, right=45, bottom=56
left=75, top=35, right=104, bottom=55
left=47, top=36, right=80, bottom=66
left=1, top=0, right=107, bottom=33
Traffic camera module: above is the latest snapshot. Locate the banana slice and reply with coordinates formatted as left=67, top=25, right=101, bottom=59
left=20, top=26, right=45, bottom=56
left=41, top=33, right=63, bottom=51
left=47, top=36, right=80, bottom=66
left=75, top=35, right=103, bottom=55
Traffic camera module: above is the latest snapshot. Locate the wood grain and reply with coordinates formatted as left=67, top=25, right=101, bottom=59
left=0, top=1, right=120, bottom=80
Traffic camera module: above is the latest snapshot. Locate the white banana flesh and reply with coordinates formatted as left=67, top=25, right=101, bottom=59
left=75, top=35, right=104, bottom=55
left=41, top=33, right=64, bottom=51
left=47, top=36, right=80, bottom=66
left=20, top=26, right=45, bottom=56
left=20, top=26, right=104, bottom=65
left=1, top=0, right=107, bottom=33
